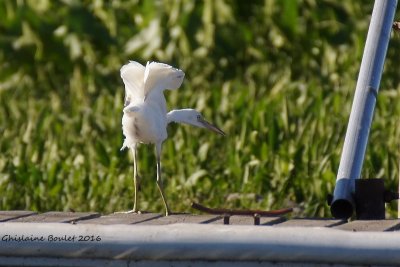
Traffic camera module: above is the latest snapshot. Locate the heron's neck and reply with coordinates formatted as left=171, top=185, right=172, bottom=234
left=166, top=109, right=192, bottom=124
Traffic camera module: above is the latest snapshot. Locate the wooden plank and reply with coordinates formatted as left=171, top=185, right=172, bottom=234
left=78, top=213, right=163, bottom=225
left=139, top=214, right=222, bottom=225
left=232, top=216, right=285, bottom=225
left=10, top=212, right=100, bottom=223
left=274, top=218, right=347, bottom=228
left=0, top=211, right=37, bottom=222
left=335, top=219, right=400, bottom=232
left=81, top=213, right=284, bottom=226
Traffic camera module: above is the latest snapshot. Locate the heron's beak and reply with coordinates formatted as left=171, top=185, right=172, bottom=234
left=198, top=118, right=226, bottom=136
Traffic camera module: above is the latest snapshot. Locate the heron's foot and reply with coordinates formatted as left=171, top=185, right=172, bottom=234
left=165, top=208, right=173, bottom=216
left=114, top=209, right=142, bottom=214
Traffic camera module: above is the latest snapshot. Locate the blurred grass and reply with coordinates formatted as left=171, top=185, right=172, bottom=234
left=1, top=0, right=400, bottom=217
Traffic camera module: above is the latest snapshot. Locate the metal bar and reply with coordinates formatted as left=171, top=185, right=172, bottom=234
left=330, top=0, right=397, bottom=219
left=253, top=213, right=261, bottom=225
left=191, top=202, right=293, bottom=217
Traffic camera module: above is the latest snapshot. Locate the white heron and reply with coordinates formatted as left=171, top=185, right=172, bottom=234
left=120, top=61, right=225, bottom=216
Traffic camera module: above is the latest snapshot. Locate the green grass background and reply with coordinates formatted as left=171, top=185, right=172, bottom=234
left=1, top=0, right=400, bottom=217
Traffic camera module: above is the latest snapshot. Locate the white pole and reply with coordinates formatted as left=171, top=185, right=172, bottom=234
left=330, top=0, right=397, bottom=219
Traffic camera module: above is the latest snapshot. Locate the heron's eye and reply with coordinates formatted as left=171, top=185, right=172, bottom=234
left=196, top=115, right=202, bottom=120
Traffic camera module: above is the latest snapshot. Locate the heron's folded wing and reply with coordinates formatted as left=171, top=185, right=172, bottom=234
left=120, top=61, right=146, bottom=104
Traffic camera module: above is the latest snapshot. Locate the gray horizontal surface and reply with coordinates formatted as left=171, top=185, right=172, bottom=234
left=1, top=222, right=400, bottom=265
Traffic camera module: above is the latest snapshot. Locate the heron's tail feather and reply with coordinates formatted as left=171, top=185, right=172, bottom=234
left=120, top=138, right=130, bottom=151
left=120, top=142, right=127, bottom=151
left=121, top=139, right=136, bottom=151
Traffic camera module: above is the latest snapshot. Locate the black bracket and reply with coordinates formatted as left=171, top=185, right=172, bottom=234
left=328, top=178, right=398, bottom=220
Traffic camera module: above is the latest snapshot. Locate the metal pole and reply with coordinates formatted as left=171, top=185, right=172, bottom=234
left=330, top=0, right=397, bottom=219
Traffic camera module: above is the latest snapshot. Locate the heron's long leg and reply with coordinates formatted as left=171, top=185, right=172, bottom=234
left=114, top=144, right=140, bottom=214
left=155, top=142, right=171, bottom=216
left=132, top=144, right=140, bottom=212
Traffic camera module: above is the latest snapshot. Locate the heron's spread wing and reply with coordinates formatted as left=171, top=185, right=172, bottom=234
left=144, top=61, right=185, bottom=97
left=120, top=61, right=185, bottom=114
left=120, top=61, right=146, bottom=105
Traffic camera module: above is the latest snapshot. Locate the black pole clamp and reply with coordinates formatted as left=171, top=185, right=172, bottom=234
left=328, top=178, right=398, bottom=220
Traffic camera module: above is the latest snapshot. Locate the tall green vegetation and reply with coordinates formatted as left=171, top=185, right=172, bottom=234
left=1, top=1, right=400, bottom=217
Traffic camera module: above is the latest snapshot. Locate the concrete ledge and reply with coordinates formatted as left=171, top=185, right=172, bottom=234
left=1, top=223, right=400, bottom=266
left=0, top=256, right=387, bottom=267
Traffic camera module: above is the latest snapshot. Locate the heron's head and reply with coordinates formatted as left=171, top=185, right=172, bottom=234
left=167, top=109, right=225, bottom=136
